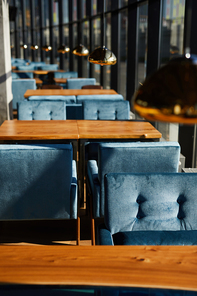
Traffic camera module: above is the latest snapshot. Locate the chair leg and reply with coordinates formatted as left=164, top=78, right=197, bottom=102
left=77, top=215, right=80, bottom=245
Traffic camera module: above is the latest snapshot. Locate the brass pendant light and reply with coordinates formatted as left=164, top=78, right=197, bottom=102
left=133, top=0, right=197, bottom=124
left=42, top=45, right=52, bottom=52
left=20, top=44, right=28, bottom=49
left=72, top=44, right=89, bottom=56
left=88, top=45, right=117, bottom=66
left=88, top=0, right=117, bottom=66
left=31, top=44, right=39, bottom=50
left=133, top=54, right=197, bottom=124
left=58, top=44, right=70, bottom=54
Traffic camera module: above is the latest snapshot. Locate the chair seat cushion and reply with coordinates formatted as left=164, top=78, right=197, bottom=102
left=113, top=230, right=197, bottom=245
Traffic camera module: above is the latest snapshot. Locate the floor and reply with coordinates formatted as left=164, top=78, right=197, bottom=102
left=0, top=208, right=92, bottom=246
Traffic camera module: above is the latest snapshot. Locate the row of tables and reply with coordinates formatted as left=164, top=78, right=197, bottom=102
left=1, top=86, right=196, bottom=291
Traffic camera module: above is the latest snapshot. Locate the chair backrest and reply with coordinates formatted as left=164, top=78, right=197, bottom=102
left=28, top=95, right=76, bottom=103
left=67, top=78, right=96, bottom=89
left=0, top=144, right=77, bottom=220
left=37, top=64, right=59, bottom=70
left=54, top=71, right=78, bottom=78
left=41, top=84, right=63, bottom=89
left=76, top=94, right=124, bottom=103
left=15, top=72, right=34, bottom=79
left=104, top=172, right=197, bottom=235
left=81, top=85, right=103, bottom=89
left=83, top=100, right=130, bottom=120
left=97, top=142, right=180, bottom=217
left=12, top=79, right=36, bottom=109
left=17, top=101, right=66, bottom=120
left=17, top=65, right=37, bottom=70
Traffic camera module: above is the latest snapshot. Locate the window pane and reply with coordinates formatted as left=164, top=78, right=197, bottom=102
left=53, top=1, right=59, bottom=25
left=92, top=0, right=97, bottom=15
left=73, top=23, right=78, bottom=72
left=156, top=0, right=185, bottom=143
left=63, top=0, right=69, bottom=23
left=73, top=0, right=77, bottom=21
left=136, top=2, right=148, bottom=89
left=119, top=9, right=127, bottom=99
left=103, top=13, right=111, bottom=89
left=160, top=0, right=185, bottom=65
left=91, top=18, right=101, bottom=84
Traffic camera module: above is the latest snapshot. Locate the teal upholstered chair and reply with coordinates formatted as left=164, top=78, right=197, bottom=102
left=82, top=99, right=130, bottom=120
left=12, top=79, right=36, bottom=110
left=26, top=96, right=82, bottom=119
left=67, top=78, right=96, bottom=89
left=17, top=64, right=37, bottom=70
left=0, top=144, right=79, bottom=244
left=37, top=64, right=59, bottom=70
left=28, top=95, right=76, bottom=103
left=98, top=172, right=197, bottom=245
left=76, top=94, right=124, bottom=103
left=54, top=71, right=78, bottom=78
left=87, top=141, right=180, bottom=244
left=17, top=101, right=66, bottom=120
left=12, top=72, right=34, bottom=79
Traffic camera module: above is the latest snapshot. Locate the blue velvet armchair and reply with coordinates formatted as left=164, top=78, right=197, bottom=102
left=17, top=101, right=66, bottom=120
left=67, top=78, right=96, bottom=89
left=0, top=144, right=79, bottom=244
left=87, top=141, right=180, bottom=244
left=12, top=79, right=36, bottom=110
left=98, top=172, right=197, bottom=245
left=82, top=100, right=130, bottom=120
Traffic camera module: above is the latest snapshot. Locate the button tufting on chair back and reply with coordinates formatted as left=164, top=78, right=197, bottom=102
left=17, top=101, right=66, bottom=120
left=98, top=173, right=197, bottom=245
left=83, top=100, right=130, bottom=120
left=67, top=78, right=96, bottom=89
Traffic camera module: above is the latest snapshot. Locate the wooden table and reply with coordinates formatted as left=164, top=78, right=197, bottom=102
left=77, top=120, right=161, bottom=139
left=24, top=89, right=118, bottom=98
left=0, top=120, right=79, bottom=140
left=0, top=245, right=197, bottom=291
left=13, top=70, right=65, bottom=74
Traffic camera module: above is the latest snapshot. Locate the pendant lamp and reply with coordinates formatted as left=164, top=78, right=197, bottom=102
left=133, top=54, right=197, bottom=124
left=58, top=44, right=70, bottom=54
left=133, top=0, right=197, bottom=124
left=31, top=44, right=39, bottom=50
left=88, top=0, right=117, bottom=66
left=20, top=44, right=28, bottom=49
left=42, top=45, right=52, bottom=52
left=72, top=44, right=89, bottom=56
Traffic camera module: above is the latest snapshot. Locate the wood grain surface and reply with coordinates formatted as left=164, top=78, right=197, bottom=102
left=77, top=120, right=162, bottom=139
left=24, top=89, right=118, bottom=98
left=0, top=120, right=79, bottom=140
left=0, top=245, right=197, bottom=291
left=0, top=120, right=161, bottom=141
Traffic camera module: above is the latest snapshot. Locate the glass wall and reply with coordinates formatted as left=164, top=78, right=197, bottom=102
left=156, top=0, right=185, bottom=142
left=10, top=0, right=197, bottom=167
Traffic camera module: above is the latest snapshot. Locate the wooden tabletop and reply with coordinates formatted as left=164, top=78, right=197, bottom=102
left=0, top=120, right=79, bottom=140
left=0, top=245, right=197, bottom=291
left=0, top=120, right=161, bottom=141
left=77, top=120, right=162, bottom=139
left=53, top=77, right=68, bottom=84
left=13, top=70, right=65, bottom=74
left=53, top=77, right=83, bottom=84
left=24, top=89, right=118, bottom=98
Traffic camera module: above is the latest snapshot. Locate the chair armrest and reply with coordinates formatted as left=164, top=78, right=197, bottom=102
left=97, top=223, right=114, bottom=245
left=70, top=160, right=78, bottom=219
left=87, top=160, right=101, bottom=218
